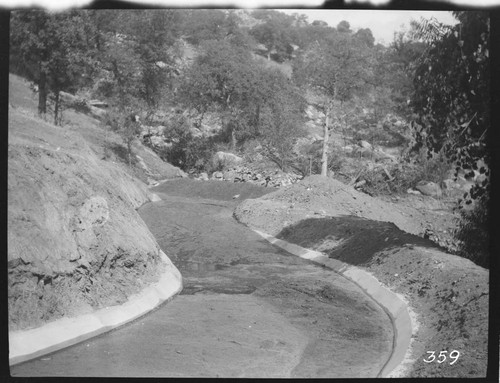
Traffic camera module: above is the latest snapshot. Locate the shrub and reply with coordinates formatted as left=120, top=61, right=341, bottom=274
left=328, top=150, right=344, bottom=174
left=159, top=118, right=217, bottom=173
left=103, top=109, right=142, bottom=167
left=362, top=168, right=395, bottom=195
left=454, top=194, right=489, bottom=268
left=70, top=97, right=92, bottom=114
left=414, top=148, right=450, bottom=184
left=360, top=147, right=451, bottom=196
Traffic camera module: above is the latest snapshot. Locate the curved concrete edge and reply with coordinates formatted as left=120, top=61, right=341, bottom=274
left=9, top=250, right=183, bottom=366
left=252, top=229, right=414, bottom=378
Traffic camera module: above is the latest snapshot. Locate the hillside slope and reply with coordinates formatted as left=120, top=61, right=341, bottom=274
left=8, top=75, right=182, bottom=331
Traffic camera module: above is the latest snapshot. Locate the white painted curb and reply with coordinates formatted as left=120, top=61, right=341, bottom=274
left=252, top=229, right=413, bottom=378
left=9, top=250, right=183, bottom=366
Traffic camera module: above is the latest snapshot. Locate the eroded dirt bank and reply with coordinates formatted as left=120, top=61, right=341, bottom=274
left=8, top=107, right=174, bottom=331
left=235, top=175, right=489, bottom=378
left=8, top=74, right=186, bottom=332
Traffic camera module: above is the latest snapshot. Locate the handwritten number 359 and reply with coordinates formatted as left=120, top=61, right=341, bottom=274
left=424, top=350, right=460, bottom=365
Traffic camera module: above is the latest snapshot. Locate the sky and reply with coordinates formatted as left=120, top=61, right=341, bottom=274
left=281, top=10, right=459, bottom=46
left=1, top=0, right=497, bottom=13
left=1, top=1, right=460, bottom=47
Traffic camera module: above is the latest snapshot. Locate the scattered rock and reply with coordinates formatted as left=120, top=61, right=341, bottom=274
left=89, top=100, right=108, bottom=109
left=73, top=196, right=109, bottom=232
left=223, top=170, right=236, bottom=182
left=358, top=140, right=373, bottom=150
left=212, top=171, right=223, bottom=180
left=213, top=151, right=243, bottom=169
left=415, top=181, right=443, bottom=197
left=353, top=180, right=366, bottom=189
left=150, top=136, right=168, bottom=149
left=342, top=145, right=354, bottom=153
left=199, top=165, right=302, bottom=189
left=407, top=188, right=422, bottom=195
left=440, top=179, right=454, bottom=190
left=198, top=172, right=209, bottom=181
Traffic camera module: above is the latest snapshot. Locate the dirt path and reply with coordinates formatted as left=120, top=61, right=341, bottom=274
left=11, top=181, right=395, bottom=378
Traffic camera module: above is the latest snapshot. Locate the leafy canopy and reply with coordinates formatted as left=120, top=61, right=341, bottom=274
left=409, top=12, right=489, bottom=204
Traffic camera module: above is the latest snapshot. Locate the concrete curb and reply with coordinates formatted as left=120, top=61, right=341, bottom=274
left=9, top=250, right=183, bottom=366
left=252, top=229, right=413, bottom=378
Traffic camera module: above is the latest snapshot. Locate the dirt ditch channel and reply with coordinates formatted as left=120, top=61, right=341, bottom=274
left=11, top=180, right=396, bottom=378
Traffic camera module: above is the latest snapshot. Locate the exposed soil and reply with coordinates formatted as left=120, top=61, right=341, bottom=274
left=139, top=185, right=395, bottom=378
left=11, top=180, right=394, bottom=378
left=8, top=72, right=489, bottom=378
left=235, top=175, right=489, bottom=378
left=8, top=74, right=183, bottom=331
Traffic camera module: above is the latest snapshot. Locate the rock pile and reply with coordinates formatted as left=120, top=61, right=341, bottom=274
left=197, top=165, right=303, bottom=188
left=140, top=125, right=170, bottom=150
left=212, top=151, right=243, bottom=168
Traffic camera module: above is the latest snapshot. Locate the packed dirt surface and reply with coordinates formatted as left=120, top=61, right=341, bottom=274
left=12, top=180, right=394, bottom=378
left=235, top=175, right=489, bottom=378
left=236, top=174, right=447, bottom=237
left=8, top=74, right=183, bottom=331
left=140, top=184, right=394, bottom=378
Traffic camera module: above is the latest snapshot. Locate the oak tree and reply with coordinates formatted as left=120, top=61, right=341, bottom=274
left=10, top=10, right=96, bottom=124
left=293, top=30, right=374, bottom=175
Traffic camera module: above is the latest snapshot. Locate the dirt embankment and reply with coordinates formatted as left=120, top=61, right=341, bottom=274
left=234, top=175, right=489, bottom=378
left=8, top=75, right=183, bottom=332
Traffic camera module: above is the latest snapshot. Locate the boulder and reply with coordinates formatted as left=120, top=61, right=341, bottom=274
left=358, top=140, right=373, bottom=150
left=89, top=100, right=108, bottom=109
left=212, top=171, right=223, bottom=180
left=356, top=147, right=373, bottom=159
left=407, top=188, right=422, bottom=195
left=199, top=172, right=209, bottom=181
left=223, top=170, right=236, bottom=182
left=213, top=151, right=243, bottom=169
left=415, top=181, right=443, bottom=197
left=150, top=136, right=167, bottom=148
left=89, top=106, right=106, bottom=119
left=373, top=149, right=397, bottom=162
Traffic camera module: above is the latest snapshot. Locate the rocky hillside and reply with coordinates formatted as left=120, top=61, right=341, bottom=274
left=8, top=75, right=184, bottom=331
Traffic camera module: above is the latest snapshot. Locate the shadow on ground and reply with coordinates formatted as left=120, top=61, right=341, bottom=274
left=276, top=215, right=440, bottom=266
left=104, top=142, right=137, bottom=165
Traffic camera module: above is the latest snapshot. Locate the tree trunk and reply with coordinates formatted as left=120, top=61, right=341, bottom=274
left=38, top=71, right=47, bottom=117
left=127, top=140, right=132, bottom=167
left=254, top=104, right=260, bottom=134
left=53, top=91, right=60, bottom=126
left=321, top=102, right=331, bottom=177
left=231, top=128, right=237, bottom=151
